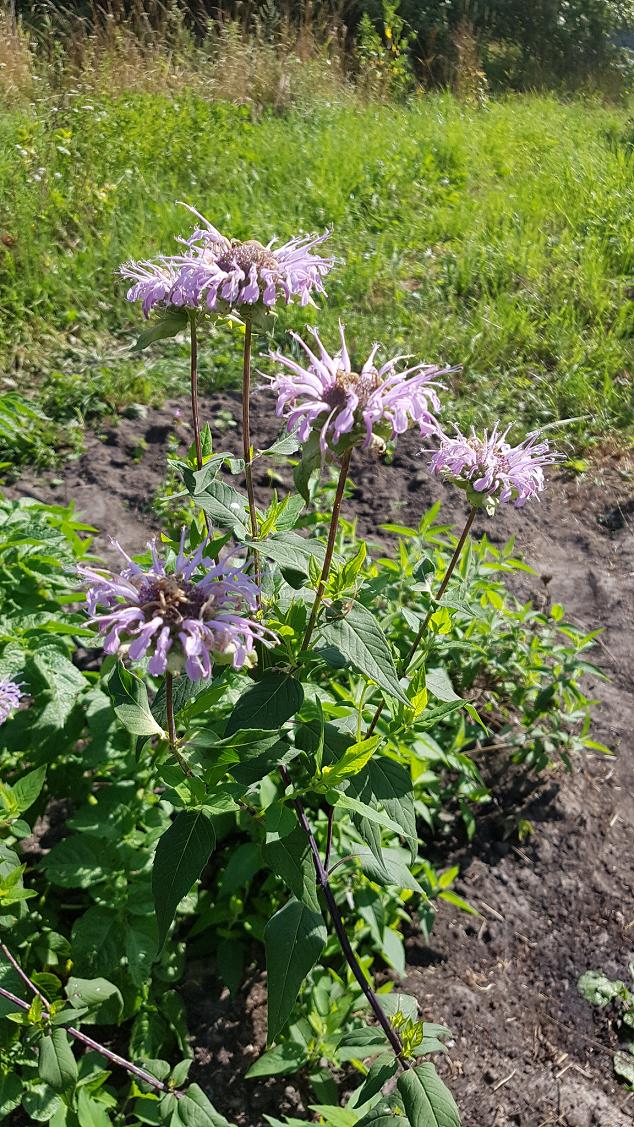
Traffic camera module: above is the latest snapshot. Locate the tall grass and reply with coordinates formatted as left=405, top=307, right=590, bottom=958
left=2, top=87, right=633, bottom=447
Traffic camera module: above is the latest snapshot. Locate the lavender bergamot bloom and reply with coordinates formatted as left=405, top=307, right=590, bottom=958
left=269, top=322, right=451, bottom=458
left=428, top=423, right=564, bottom=509
left=0, top=679, right=23, bottom=726
left=78, top=532, right=277, bottom=681
left=120, top=204, right=334, bottom=318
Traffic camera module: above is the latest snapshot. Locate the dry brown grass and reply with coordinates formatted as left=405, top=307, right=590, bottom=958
left=0, top=9, right=36, bottom=104
left=0, top=0, right=350, bottom=109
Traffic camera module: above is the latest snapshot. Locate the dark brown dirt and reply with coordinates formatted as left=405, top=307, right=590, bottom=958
left=8, top=391, right=634, bottom=1127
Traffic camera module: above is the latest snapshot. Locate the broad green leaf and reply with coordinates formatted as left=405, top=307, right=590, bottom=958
left=173, top=1083, right=235, bottom=1126
left=71, top=907, right=123, bottom=978
left=357, top=1105, right=408, bottom=1126
left=43, top=836, right=114, bottom=889
left=38, top=1029, right=77, bottom=1093
left=260, top=430, right=301, bottom=458
left=293, top=429, right=321, bottom=502
left=104, top=663, right=164, bottom=737
left=76, top=1088, right=114, bottom=1127
left=334, top=793, right=412, bottom=841
left=355, top=848, right=422, bottom=893
left=12, top=766, right=46, bottom=814
left=226, top=672, right=304, bottom=736
left=356, top=1056, right=398, bottom=1103
left=21, top=1083, right=63, bottom=1122
left=263, top=826, right=319, bottom=912
left=133, top=309, right=188, bottom=351
left=0, top=1070, right=22, bottom=1117
left=265, top=898, right=327, bottom=1041
left=614, top=1051, right=634, bottom=1085
left=397, top=1063, right=461, bottom=1127
left=426, top=668, right=461, bottom=704
left=249, top=531, right=326, bottom=576
left=196, top=480, right=248, bottom=534
left=125, top=917, right=158, bottom=986
left=350, top=758, right=417, bottom=862
left=30, top=648, right=86, bottom=729
left=309, top=1108, right=360, bottom=1127
left=322, top=737, right=380, bottom=785
left=152, top=811, right=216, bottom=949
left=246, top=1041, right=309, bottom=1078
left=320, top=601, right=408, bottom=705
left=65, top=976, right=123, bottom=1025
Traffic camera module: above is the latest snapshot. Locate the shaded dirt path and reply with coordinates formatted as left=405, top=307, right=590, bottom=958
left=8, top=392, right=634, bottom=1126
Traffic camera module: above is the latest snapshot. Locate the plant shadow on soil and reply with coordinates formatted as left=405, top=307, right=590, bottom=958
left=8, top=389, right=634, bottom=1127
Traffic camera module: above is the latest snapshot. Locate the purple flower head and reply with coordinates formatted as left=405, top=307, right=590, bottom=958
left=120, top=204, right=334, bottom=319
left=268, top=322, right=450, bottom=458
left=78, top=532, right=277, bottom=682
left=428, top=423, right=564, bottom=509
left=0, top=679, right=23, bottom=726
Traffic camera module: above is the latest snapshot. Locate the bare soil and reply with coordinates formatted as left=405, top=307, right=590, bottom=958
left=9, top=391, right=634, bottom=1127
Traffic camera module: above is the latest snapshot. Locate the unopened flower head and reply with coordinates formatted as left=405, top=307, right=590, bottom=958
left=120, top=204, right=334, bottom=318
left=269, top=322, right=449, bottom=458
left=0, top=679, right=23, bottom=726
left=429, top=423, right=564, bottom=509
left=78, top=532, right=277, bottom=681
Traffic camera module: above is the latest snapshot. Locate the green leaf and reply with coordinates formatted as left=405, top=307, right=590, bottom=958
left=357, top=1104, right=408, bottom=1126
left=30, top=648, right=86, bottom=729
left=76, top=1088, right=114, bottom=1127
left=226, top=673, right=304, bottom=736
left=309, top=1108, right=360, bottom=1127
left=43, top=836, right=114, bottom=889
left=125, top=917, right=158, bottom=987
left=71, top=907, right=123, bottom=978
left=0, top=1070, right=22, bottom=1118
left=246, top=1041, right=309, bottom=1078
left=104, top=663, right=164, bottom=737
left=195, top=480, right=249, bottom=534
left=397, top=1063, right=461, bottom=1127
left=173, top=1083, right=235, bottom=1127
left=334, top=793, right=413, bottom=841
left=265, top=898, right=327, bottom=1042
left=38, top=1029, right=77, bottom=1093
left=133, top=309, right=188, bottom=351
left=65, top=976, right=123, bottom=1025
left=152, top=811, right=216, bottom=949
left=322, top=737, right=380, bottom=785
left=12, top=766, right=46, bottom=814
left=425, top=668, right=461, bottom=704
left=151, top=675, right=201, bottom=732
left=320, top=601, right=408, bottom=705
left=250, top=532, right=326, bottom=576
left=293, top=430, right=322, bottom=502
left=613, top=1051, right=634, bottom=1085
left=21, top=1083, right=63, bottom=1122
left=356, top=1056, right=398, bottom=1103
left=355, top=848, right=422, bottom=893
left=263, top=826, right=319, bottom=912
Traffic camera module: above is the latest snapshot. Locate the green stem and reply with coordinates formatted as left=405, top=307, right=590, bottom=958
left=301, top=448, right=352, bottom=652
left=366, top=506, right=477, bottom=737
left=165, top=672, right=192, bottom=777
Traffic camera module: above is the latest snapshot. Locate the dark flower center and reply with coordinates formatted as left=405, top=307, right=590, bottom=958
left=137, top=575, right=208, bottom=626
left=324, top=368, right=382, bottom=411
left=214, top=239, right=279, bottom=275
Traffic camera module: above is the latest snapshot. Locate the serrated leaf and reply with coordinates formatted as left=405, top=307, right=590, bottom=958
left=425, top=668, right=461, bottom=704
left=133, top=310, right=188, bottom=351
left=104, top=663, right=164, bottom=737
left=38, top=1029, right=77, bottom=1093
left=320, top=601, right=408, bottom=705
left=30, top=648, right=86, bottom=729
left=397, top=1063, right=461, bottom=1127
left=226, top=673, right=304, bottom=736
left=71, top=907, right=123, bottom=978
left=249, top=532, right=326, bottom=576
left=195, top=480, right=248, bottom=534
left=152, top=811, right=215, bottom=949
left=12, top=766, right=46, bottom=814
left=265, top=899, right=326, bottom=1042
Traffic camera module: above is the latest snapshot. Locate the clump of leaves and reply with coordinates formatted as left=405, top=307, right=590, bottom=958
left=579, top=966, right=634, bottom=1087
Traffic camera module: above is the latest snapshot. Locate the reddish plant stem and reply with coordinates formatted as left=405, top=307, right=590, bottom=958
left=164, top=673, right=192, bottom=776
left=241, top=317, right=261, bottom=594
left=0, top=950, right=183, bottom=1097
left=324, top=804, right=335, bottom=872
left=301, top=448, right=352, bottom=652
left=366, top=506, right=477, bottom=737
left=279, top=767, right=410, bottom=1069
left=189, top=312, right=212, bottom=537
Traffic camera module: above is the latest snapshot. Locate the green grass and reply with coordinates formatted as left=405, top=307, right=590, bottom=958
left=1, top=91, right=633, bottom=463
